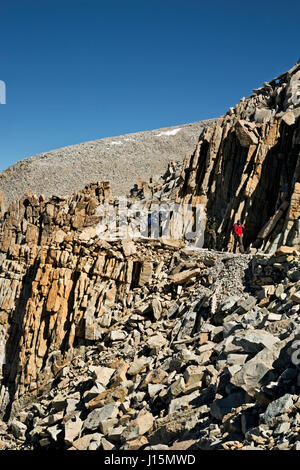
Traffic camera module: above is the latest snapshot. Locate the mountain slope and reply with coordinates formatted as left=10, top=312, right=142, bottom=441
left=0, top=119, right=216, bottom=209
left=0, top=61, right=299, bottom=451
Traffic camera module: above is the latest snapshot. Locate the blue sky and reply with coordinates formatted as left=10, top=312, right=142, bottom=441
left=0, top=0, right=299, bottom=172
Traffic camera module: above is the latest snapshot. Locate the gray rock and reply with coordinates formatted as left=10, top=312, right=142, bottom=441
left=147, top=333, right=167, bottom=353
left=100, top=418, right=119, bottom=435
left=235, top=296, right=257, bottom=313
left=169, top=349, right=197, bottom=372
left=168, top=390, right=199, bottom=414
left=89, top=366, right=115, bottom=386
left=210, top=392, right=249, bottom=420
left=176, top=307, right=197, bottom=341
left=169, top=377, right=185, bottom=398
left=152, top=299, right=162, bottom=320
left=101, top=437, right=116, bottom=450
left=239, top=310, right=265, bottom=328
left=83, top=402, right=120, bottom=431
left=227, top=353, right=248, bottom=365
left=65, top=398, right=79, bottom=414
left=232, top=330, right=279, bottom=354
left=148, top=384, right=165, bottom=398
left=8, top=419, right=27, bottom=440
left=230, top=347, right=278, bottom=396
left=110, top=330, right=127, bottom=341
left=127, top=357, right=150, bottom=376
left=72, top=433, right=103, bottom=450
left=223, top=321, right=243, bottom=338
left=254, top=107, right=273, bottom=123
left=262, top=394, right=294, bottom=425
left=108, top=426, right=126, bottom=441
left=220, top=296, right=240, bottom=312
left=274, top=422, right=290, bottom=435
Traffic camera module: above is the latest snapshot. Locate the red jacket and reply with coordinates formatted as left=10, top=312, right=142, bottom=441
left=234, top=223, right=244, bottom=237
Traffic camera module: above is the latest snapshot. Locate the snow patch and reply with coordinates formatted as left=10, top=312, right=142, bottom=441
left=110, top=141, right=123, bottom=145
left=156, top=128, right=182, bottom=137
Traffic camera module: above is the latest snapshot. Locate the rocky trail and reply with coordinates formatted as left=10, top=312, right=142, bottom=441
left=0, top=242, right=299, bottom=450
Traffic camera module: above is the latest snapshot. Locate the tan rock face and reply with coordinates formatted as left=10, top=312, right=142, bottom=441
left=175, top=103, right=300, bottom=254
left=169, top=267, right=202, bottom=285
left=235, top=120, right=259, bottom=147
left=0, top=177, right=185, bottom=414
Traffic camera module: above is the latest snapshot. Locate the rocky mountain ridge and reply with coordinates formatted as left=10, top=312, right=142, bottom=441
left=0, top=119, right=216, bottom=209
left=0, top=60, right=299, bottom=450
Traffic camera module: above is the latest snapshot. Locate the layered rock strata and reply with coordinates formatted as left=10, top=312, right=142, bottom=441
left=174, top=61, right=300, bottom=254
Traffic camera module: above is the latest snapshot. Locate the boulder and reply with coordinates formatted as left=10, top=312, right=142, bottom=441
left=262, top=394, right=294, bottom=425
left=230, top=347, right=278, bottom=396
left=64, top=415, right=83, bottom=445
left=169, top=268, right=201, bottom=285
left=83, top=402, right=120, bottom=432
left=8, top=420, right=27, bottom=440
left=127, top=357, right=150, bottom=376
left=231, top=330, right=279, bottom=354
left=210, top=392, right=249, bottom=421
left=89, top=366, right=115, bottom=386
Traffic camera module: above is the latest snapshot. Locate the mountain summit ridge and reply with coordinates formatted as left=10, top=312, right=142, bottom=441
left=0, top=119, right=216, bottom=209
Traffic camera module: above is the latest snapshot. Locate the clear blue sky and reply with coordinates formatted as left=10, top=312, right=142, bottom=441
left=0, top=0, right=299, bottom=172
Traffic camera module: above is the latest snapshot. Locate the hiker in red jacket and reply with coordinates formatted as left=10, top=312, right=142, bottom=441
left=233, top=219, right=245, bottom=253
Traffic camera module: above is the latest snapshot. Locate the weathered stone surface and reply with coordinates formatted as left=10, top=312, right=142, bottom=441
left=72, top=433, right=102, bottom=451
left=121, top=240, right=137, bottom=257
left=291, top=291, right=300, bottom=304
left=183, top=365, right=205, bottom=388
left=64, top=415, right=83, bottom=445
left=230, top=347, right=278, bottom=396
left=262, top=394, right=294, bottom=425
left=210, top=392, right=248, bottom=420
left=134, top=410, right=154, bottom=435
left=147, top=334, right=167, bottom=352
left=138, top=262, right=153, bottom=286
left=235, top=120, right=259, bottom=147
left=8, top=419, right=27, bottom=440
left=127, top=357, right=150, bottom=376
left=168, top=391, right=199, bottom=414
left=89, top=366, right=115, bottom=387
left=232, top=330, right=279, bottom=354
left=151, top=298, right=162, bottom=320
left=85, top=386, right=128, bottom=410
left=122, top=435, right=148, bottom=450
left=83, top=403, right=120, bottom=431
left=275, top=246, right=298, bottom=256
left=235, top=296, right=257, bottom=313
left=169, top=268, right=201, bottom=285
